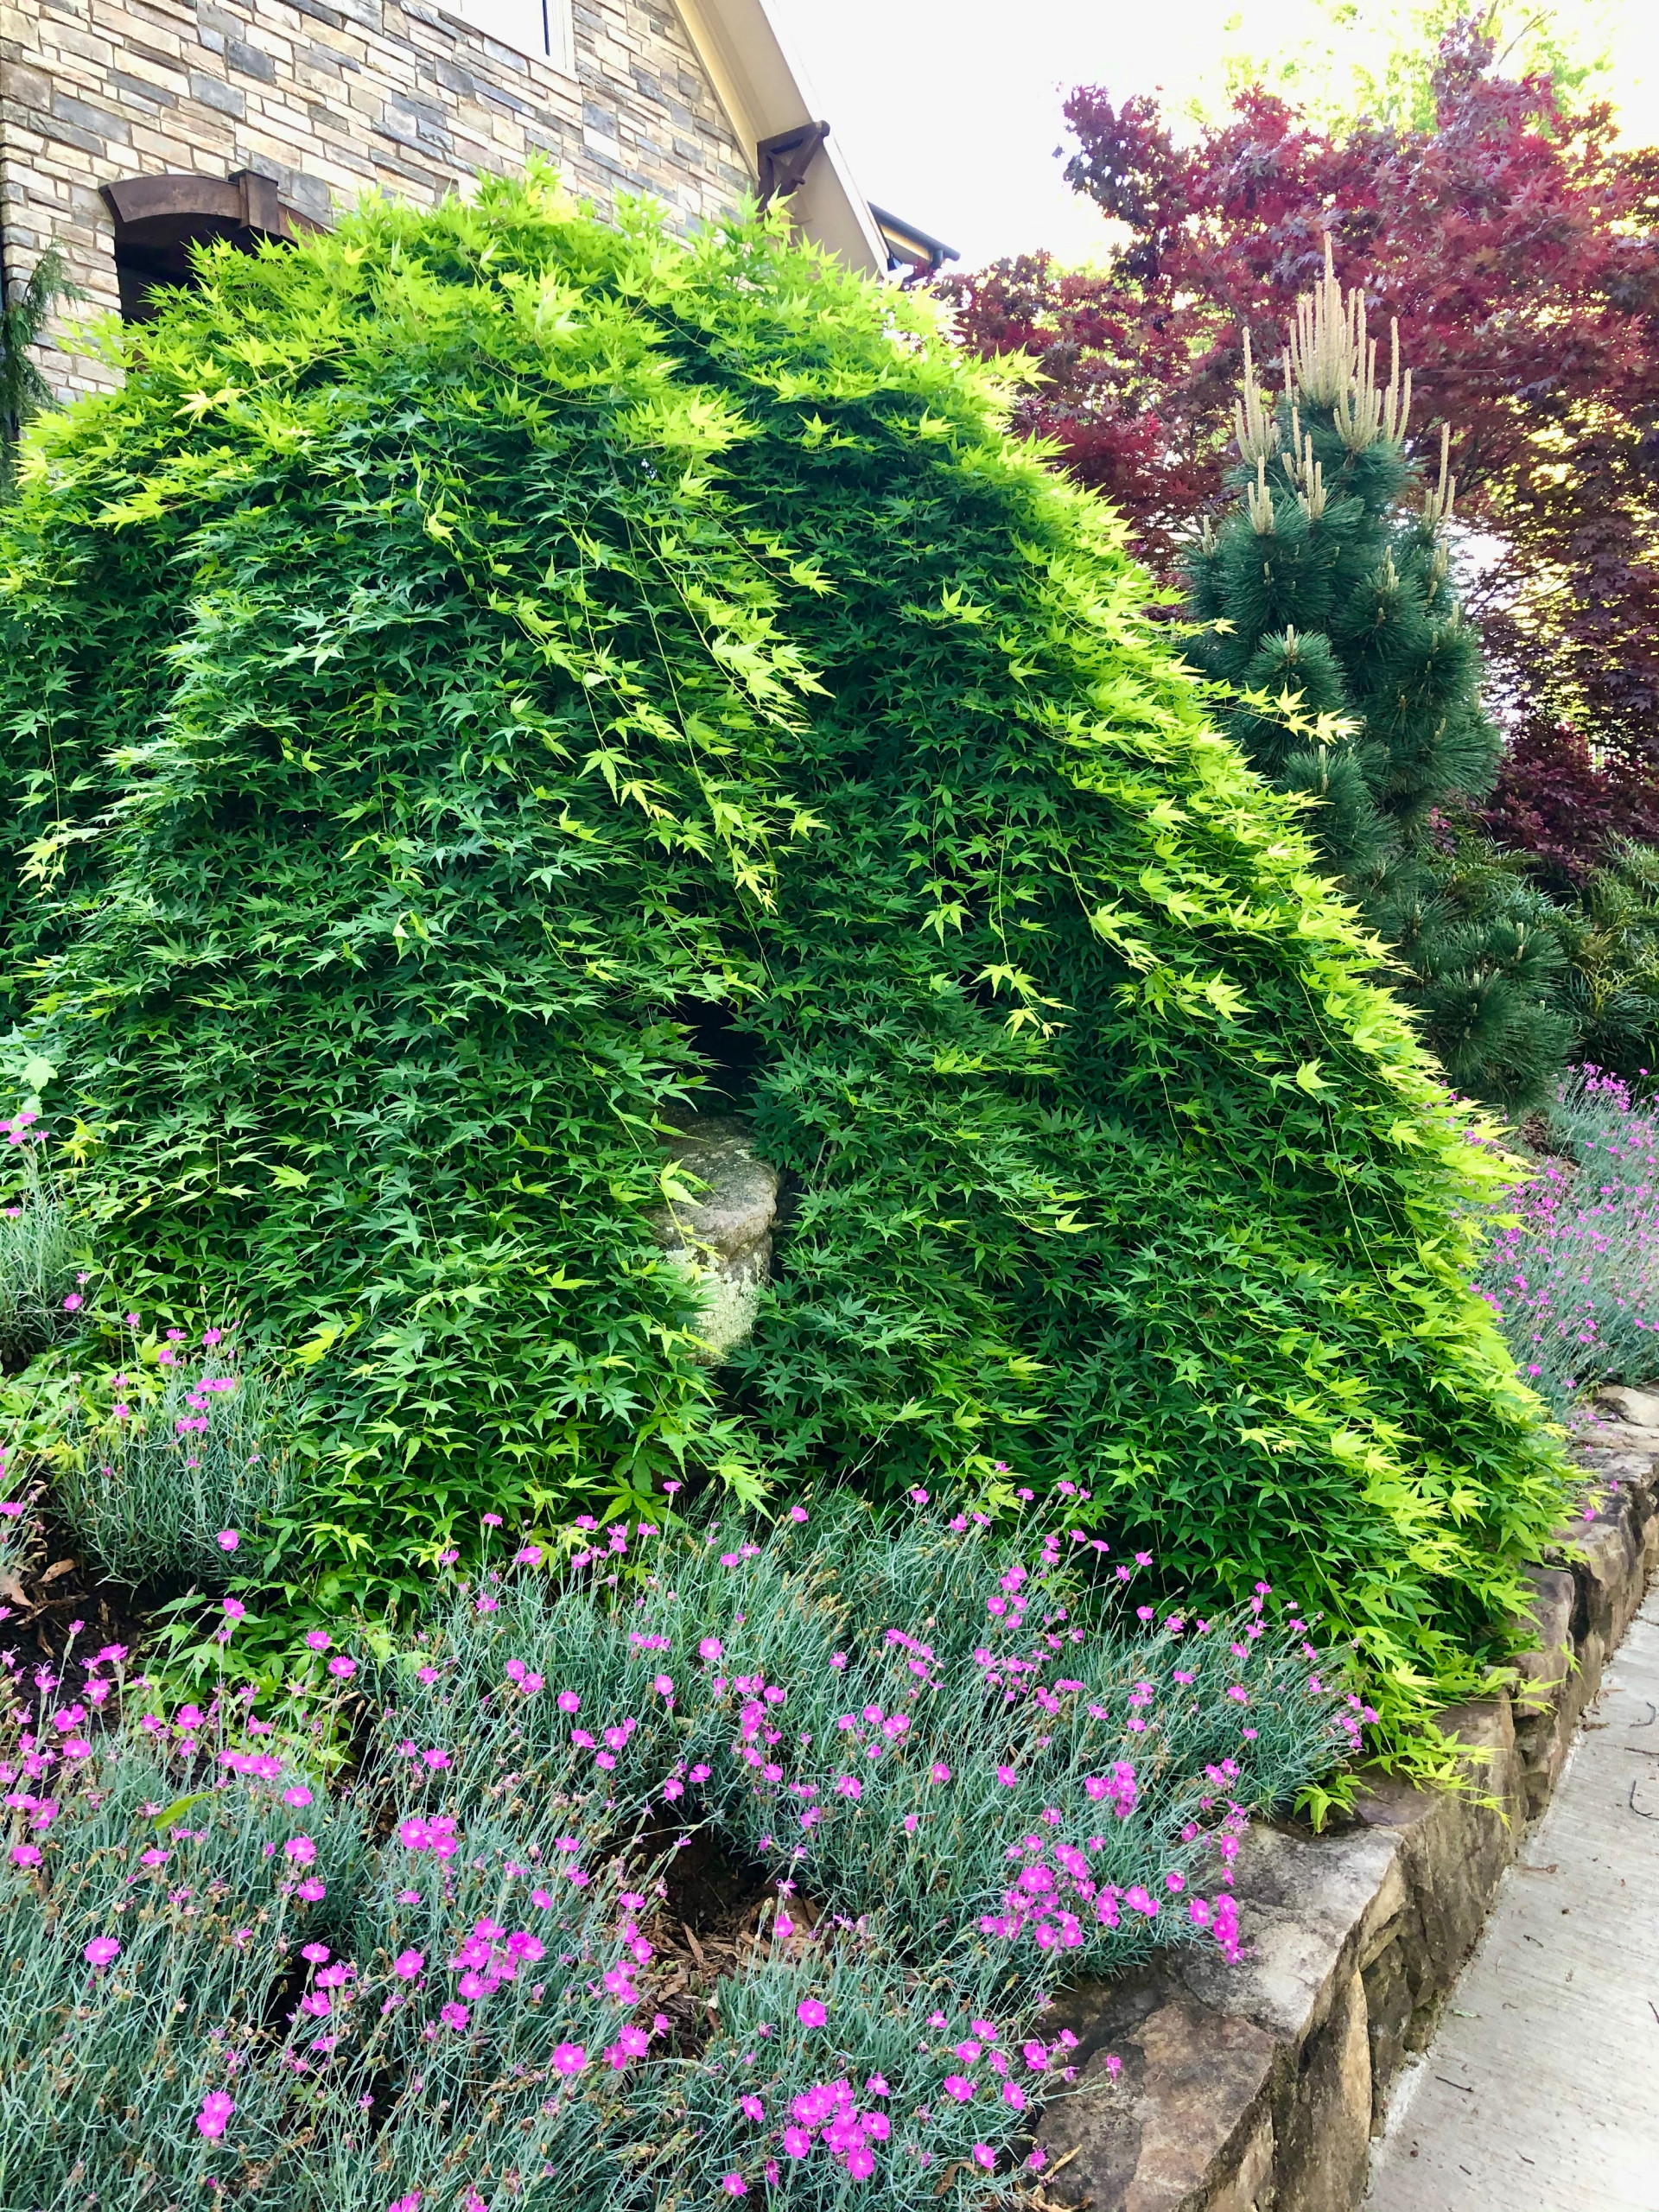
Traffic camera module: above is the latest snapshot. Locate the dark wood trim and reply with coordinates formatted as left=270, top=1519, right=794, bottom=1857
left=99, top=169, right=325, bottom=244
left=756, top=123, right=830, bottom=209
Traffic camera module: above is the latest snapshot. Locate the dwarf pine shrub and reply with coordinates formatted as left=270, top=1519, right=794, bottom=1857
left=1183, top=251, right=1573, bottom=1109
left=0, top=168, right=1567, bottom=1748
left=0, top=1508, right=1344, bottom=2209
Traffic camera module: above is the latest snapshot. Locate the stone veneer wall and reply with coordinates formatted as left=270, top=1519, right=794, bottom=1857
left=0, top=0, right=750, bottom=399
left=1032, top=1385, right=1659, bottom=2212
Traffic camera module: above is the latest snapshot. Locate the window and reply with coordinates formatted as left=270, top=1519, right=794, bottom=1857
left=445, top=0, right=574, bottom=71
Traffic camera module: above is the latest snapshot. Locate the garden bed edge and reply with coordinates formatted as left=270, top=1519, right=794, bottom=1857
left=1032, top=1388, right=1659, bottom=2212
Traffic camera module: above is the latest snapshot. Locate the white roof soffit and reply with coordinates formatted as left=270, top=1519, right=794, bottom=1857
left=672, top=0, right=889, bottom=276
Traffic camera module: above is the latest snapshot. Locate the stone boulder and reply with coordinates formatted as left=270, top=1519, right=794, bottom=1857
left=653, top=1116, right=780, bottom=1359
left=1034, top=1705, right=1525, bottom=2212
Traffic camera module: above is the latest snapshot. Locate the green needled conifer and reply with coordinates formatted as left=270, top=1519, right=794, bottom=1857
left=1185, top=245, right=1570, bottom=1105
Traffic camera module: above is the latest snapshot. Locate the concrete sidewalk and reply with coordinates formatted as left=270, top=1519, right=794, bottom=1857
left=1365, top=1595, right=1659, bottom=2212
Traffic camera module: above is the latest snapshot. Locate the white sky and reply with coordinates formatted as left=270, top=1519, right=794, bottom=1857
left=766, top=0, right=1659, bottom=270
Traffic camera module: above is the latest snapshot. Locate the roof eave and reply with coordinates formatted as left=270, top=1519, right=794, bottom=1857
left=671, top=0, right=889, bottom=276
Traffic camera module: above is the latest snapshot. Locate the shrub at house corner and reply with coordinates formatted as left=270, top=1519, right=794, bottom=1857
left=0, top=169, right=1567, bottom=1737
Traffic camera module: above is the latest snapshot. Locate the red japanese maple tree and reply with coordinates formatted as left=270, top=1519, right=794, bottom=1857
left=944, top=18, right=1659, bottom=874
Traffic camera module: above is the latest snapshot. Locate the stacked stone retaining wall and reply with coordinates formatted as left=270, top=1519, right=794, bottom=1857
left=1033, top=1386, right=1659, bottom=2212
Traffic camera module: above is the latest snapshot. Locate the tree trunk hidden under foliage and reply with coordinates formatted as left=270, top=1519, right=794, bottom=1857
left=0, top=173, right=1569, bottom=1764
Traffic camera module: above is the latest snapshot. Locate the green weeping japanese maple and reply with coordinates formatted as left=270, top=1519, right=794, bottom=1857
left=0, top=170, right=1566, bottom=1745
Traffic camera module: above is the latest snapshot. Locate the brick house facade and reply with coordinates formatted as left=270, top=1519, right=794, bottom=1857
left=0, top=0, right=893, bottom=399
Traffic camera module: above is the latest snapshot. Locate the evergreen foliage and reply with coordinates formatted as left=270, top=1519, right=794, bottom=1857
left=1549, top=844, right=1659, bottom=1080
left=1184, top=248, right=1570, bottom=1104
left=0, top=174, right=1567, bottom=1746
left=951, top=19, right=1659, bottom=793
left=0, top=246, right=78, bottom=499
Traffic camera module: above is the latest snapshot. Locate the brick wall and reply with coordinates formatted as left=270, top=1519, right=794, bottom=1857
left=0, top=0, right=753, bottom=397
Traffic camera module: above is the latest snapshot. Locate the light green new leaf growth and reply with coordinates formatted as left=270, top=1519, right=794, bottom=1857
left=0, top=168, right=1568, bottom=1762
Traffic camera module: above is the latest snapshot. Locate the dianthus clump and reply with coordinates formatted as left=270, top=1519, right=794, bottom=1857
left=0, top=167, right=1564, bottom=1739
left=1, top=1501, right=1345, bottom=2207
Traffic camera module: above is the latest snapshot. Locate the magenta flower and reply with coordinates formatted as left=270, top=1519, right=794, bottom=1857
left=698, top=1637, right=723, bottom=1662
left=943, top=2075, right=974, bottom=2101
left=295, top=1879, right=327, bottom=1901
left=62, top=1292, right=83, bottom=1313
left=552, top=2042, right=587, bottom=2075
left=783, top=2127, right=810, bottom=2158
left=482, top=1513, right=503, bottom=1528
left=304, top=1630, right=331, bottom=1653
left=216, top=1529, right=239, bottom=1553
left=970, top=2145, right=995, bottom=2171
left=846, top=2147, right=876, bottom=2179
left=440, top=2001, right=470, bottom=2031
left=796, top=1997, right=827, bottom=2029
left=393, top=1949, right=424, bottom=1979
left=513, top=1544, right=543, bottom=1566
left=84, top=1936, right=120, bottom=1967
left=195, top=2092, right=236, bottom=2140
left=327, top=1656, right=356, bottom=1681
left=556, top=1689, right=580, bottom=1713
left=740, top=2093, right=765, bottom=2124
left=10, top=1843, right=41, bottom=1868
left=720, top=2179, right=747, bottom=2199
left=788, top=1505, right=809, bottom=1523
left=283, top=1835, right=317, bottom=1866
left=930, top=1762, right=951, bottom=1783
left=390, top=2196, right=420, bottom=2212
left=222, top=1598, right=245, bottom=1622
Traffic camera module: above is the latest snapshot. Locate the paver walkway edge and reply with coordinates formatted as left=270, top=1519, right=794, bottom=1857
left=1363, top=1592, right=1659, bottom=2212
left=1033, top=1388, right=1659, bottom=2212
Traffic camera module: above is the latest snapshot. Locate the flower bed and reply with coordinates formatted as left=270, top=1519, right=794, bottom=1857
left=1478, top=1068, right=1659, bottom=1414
left=0, top=1501, right=1348, bottom=2209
